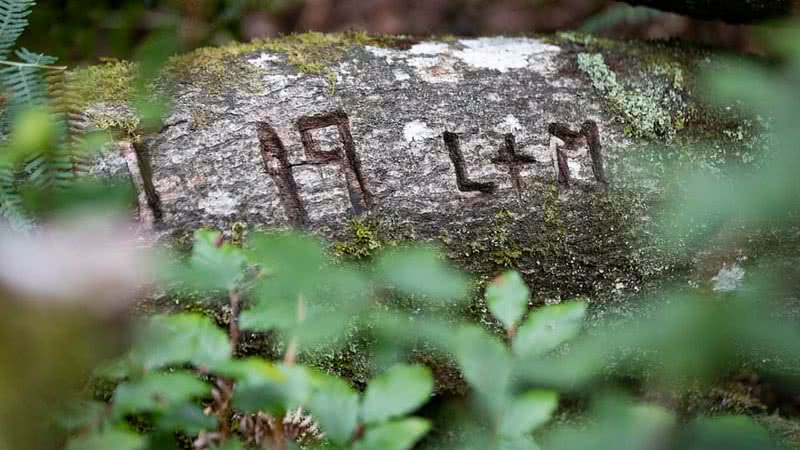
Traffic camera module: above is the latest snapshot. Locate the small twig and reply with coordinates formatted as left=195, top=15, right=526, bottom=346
left=229, top=289, right=241, bottom=356
left=283, top=294, right=306, bottom=366
left=506, top=324, right=518, bottom=339
left=0, top=60, right=67, bottom=70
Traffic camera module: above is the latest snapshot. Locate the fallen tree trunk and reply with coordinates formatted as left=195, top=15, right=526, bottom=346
left=77, top=33, right=754, bottom=305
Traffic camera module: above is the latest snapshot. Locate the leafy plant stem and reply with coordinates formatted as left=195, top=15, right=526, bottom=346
left=228, top=288, right=240, bottom=356
left=0, top=60, right=66, bottom=70
left=283, top=294, right=306, bottom=366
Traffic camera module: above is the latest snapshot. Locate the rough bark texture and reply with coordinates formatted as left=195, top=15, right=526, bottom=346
left=81, top=33, right=754, bottom=311
left=625, top=0, right=794, bottom=23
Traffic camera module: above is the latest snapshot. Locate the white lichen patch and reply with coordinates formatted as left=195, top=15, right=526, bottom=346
left=199, top=190, right=238, bottom=216
left=365, top=46, right=398, bottom=63
left=712, top=263, right=746, bottom=293
left=408, top=42, right=450, bottom=55
left=247, top=52, right=283, bottom=68
left=367, top=37, right=560, bottom=83
left=568, top=159, right=586, bottom=181
left=494, top=114, right=523, bottom=134
left=454, top=37, right=560, bottom=73
left=407, top=56, right=461, bottom=83
left=403, top=120, right=438, bottom=142
left=393, top=69, right=411, bottom=81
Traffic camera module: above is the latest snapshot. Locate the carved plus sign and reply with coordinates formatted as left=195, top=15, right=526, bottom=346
left=443, top=131, right=536, bottom=194
left=491, top=133, right=536, bottom=194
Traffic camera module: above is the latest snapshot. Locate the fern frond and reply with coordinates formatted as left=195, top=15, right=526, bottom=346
left=0, top=0, right=34, bottom=61
left=21, top=123, right=74, bottom=191
left=581, top=5, right=663, bottom=33
left=0, top=48, right=56, bottom=110
left=0, top=48, right=74, bottom=191
left=47, top=68, right=88, bottom=176
left=0, top=161, right=31, bottom=230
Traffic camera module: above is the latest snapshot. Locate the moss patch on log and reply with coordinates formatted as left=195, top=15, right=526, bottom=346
left=68, top=60, right=136, bottom=110
left=67, top=31, right=415, bottom=108
left=165, top=30, right=413, bottom=94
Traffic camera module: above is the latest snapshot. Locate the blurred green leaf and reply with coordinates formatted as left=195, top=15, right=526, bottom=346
left=682, top=415, right=778, bottom=450
left=454, top=325, right=512, bottom=416
left=112, top=371, right=209, bottom=417
left=498, top=390, right=558, bottom=436
left=376, top=246, right=468, bottom=302
left=55, top=400, right=107, bottom=433
left=246, top=231, right=326, bottom=276
left=361, top=364, right=434, bottom=424
left=243, top=267, right=369, bottom=349
left=352, top=418, right=431, bottom=450
left=212, top=358, right=286, bottom=384
left=172, top=229, right=246, bottom=292
left=545, top=398, right=675, bottom=450
left=1, top=106, right=57, bottom=165
left=132, top=30, right=176, bottom=131
left=133, top=313, right=230, bottom=371
left=233, top=364, right=311, bottom=416
left=215, top=439, right=246, bottom=450
left=21, top=177, right=135, bottom=216
left=239, top=296, right=297, bottom=332
left=307, top=373, right=360, bottom=445
left=513, top=301, right=586, bottom=357
left=246, top=232, right=329, bottom=302
left=499, top=436, right=542, bottom=450
left=157, top=403, right=217, bottom=434
left=66, top=428, right=145, bottom=450
left=486, top=271, right=530, bottom=331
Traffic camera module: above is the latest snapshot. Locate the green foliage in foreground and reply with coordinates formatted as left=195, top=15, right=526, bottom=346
left=61, top=225, right=800, bottom=450
left=70, top=229, right=569, bottom=449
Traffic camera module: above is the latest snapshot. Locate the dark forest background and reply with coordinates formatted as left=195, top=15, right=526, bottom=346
left=28, top=0, right=758, bottom=66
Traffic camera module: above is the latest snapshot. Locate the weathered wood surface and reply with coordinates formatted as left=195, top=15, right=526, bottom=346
left=89, top=37, right=641, bottom=233
left=83, top=35, right=740, bottom=303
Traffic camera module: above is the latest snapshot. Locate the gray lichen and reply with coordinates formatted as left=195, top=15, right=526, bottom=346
left=577, top=52, right=675, bottom=140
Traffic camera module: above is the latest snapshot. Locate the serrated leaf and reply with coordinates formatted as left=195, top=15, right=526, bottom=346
left=112, top=371, right=209, bottom=417
left=513, top=301, right=586, bottom=357
left=352, top=418, right=431, bottom=450
left=133, top=314, right=230, bottom=371
left=486, top=271, right=530, bottom=330
left=307, top=374, right=360, bottom=445
left=66, top=429, right=145, bottom=450
left=376, top=246, right=468, bottom=302
left=361, top=364, right=433, bottom=424
left=498, top=390, right=558, bottom=436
